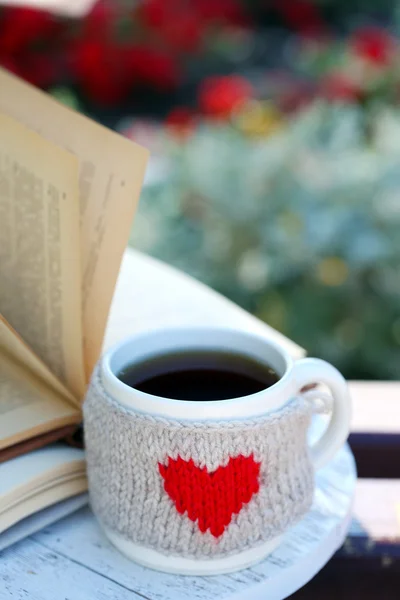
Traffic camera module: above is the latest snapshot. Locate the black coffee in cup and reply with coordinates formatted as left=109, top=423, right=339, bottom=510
left=117, top=350, right=279, bottom=401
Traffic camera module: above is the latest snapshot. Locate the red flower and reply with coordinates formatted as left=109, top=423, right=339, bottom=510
left=21, top=54, right=56, bottom=88
left=82, top=0, right=116, bottom=41
left=165, top=107, right=198, bottom=137
left=69, top=40, right=129, bottom=105
left=196, top=0, right=250, bottom=26
left=199, top=75, right=253, bottom=119
left=320, top=73, right=361, bottom=103
left=142, top=0, right=248, bottom=28
left=140, top=0, right=171, bottom=28
left=158, top=12, right=203, bottom=53
left=0, top=7, right=59, bottom=54
left=276, top=0, right=326, bottom=37
left=140, top=1, right=203, bottom=53
left=125, top=46, right=179, bottom=90
left=351, top=27, right=396, bottom=66
left=141, top=0, right=249, bottom=49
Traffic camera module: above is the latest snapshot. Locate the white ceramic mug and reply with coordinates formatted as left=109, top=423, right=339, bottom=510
left=84, top=327, right=351, bottom=575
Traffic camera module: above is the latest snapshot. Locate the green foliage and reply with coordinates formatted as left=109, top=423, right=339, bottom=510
left=131, top=103, right=400, bottom=379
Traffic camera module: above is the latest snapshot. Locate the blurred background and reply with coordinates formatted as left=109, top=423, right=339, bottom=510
left=1, top=0, right=400, bottom=380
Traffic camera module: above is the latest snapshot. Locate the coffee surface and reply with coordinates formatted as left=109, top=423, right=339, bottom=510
left=117, top=350, right=279, bottom=401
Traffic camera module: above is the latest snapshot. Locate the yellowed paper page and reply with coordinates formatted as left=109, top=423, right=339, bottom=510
left=0, top=316, right=76, bottom=406
left=0, top=352, right=80, bottom=451
left=0, top=69, right=149, bottom=379
left=0, top=476, right=87, bottom=534
left=0, top=112, right=85, bottom=398
left=0, top=445, right=86, bottom=534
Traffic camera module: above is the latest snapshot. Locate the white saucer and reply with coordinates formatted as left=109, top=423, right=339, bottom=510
left=104, top=527, right=282, bottom=576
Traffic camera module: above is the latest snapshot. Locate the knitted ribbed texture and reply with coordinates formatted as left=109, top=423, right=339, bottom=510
left=83, top=368, right=315, bottom=559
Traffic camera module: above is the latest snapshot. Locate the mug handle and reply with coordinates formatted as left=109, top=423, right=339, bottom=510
left=292, top=358, right=352, bottom=470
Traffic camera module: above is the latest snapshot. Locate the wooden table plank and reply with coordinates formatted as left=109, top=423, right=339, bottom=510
left=346, top=479, right=400, bottom=551
left=350, top=382, right=400, bottom=434
left=349, top=382, right=400, bottom=478
left=5, top=477, right=395, bottom=600
left=0, top=537, right=146, bottom=600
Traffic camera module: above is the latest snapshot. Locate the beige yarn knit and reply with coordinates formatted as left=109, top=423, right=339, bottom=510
left=84, top=369, right=315, bottom=559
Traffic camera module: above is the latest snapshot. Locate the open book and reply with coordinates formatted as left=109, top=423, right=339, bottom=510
left=0, top=69, right=149, bottom=544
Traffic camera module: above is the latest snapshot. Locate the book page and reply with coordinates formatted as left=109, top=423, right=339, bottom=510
left=0, top=316, right=76, bottom=405
left=0, top=444, right=86, bottom=535
left=0, top=493, right=88, bottom=552
left=0, top=112, right=85, bottom=399
left=0, top=351, right=80, bottom=451
left=0, top=477, right=87, bottom=536
left=0, top=445, right=84, bottom=499
left=105, top=249, right=305, bottom=358
left=0, top=69, right=149, bottom=380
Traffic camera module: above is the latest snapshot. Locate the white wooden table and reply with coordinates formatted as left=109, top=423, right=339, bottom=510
left=0, top=249, right=390, bottom=600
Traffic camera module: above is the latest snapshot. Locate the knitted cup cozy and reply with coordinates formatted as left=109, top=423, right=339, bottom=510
left=83, top=368, right=315, bottom=559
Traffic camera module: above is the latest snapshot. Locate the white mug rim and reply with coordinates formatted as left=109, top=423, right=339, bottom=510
left=101, top=327, right=298, bottom=420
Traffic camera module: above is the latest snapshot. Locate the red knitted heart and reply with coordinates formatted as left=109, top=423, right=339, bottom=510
left=158, top=454, right=261, bottom=538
